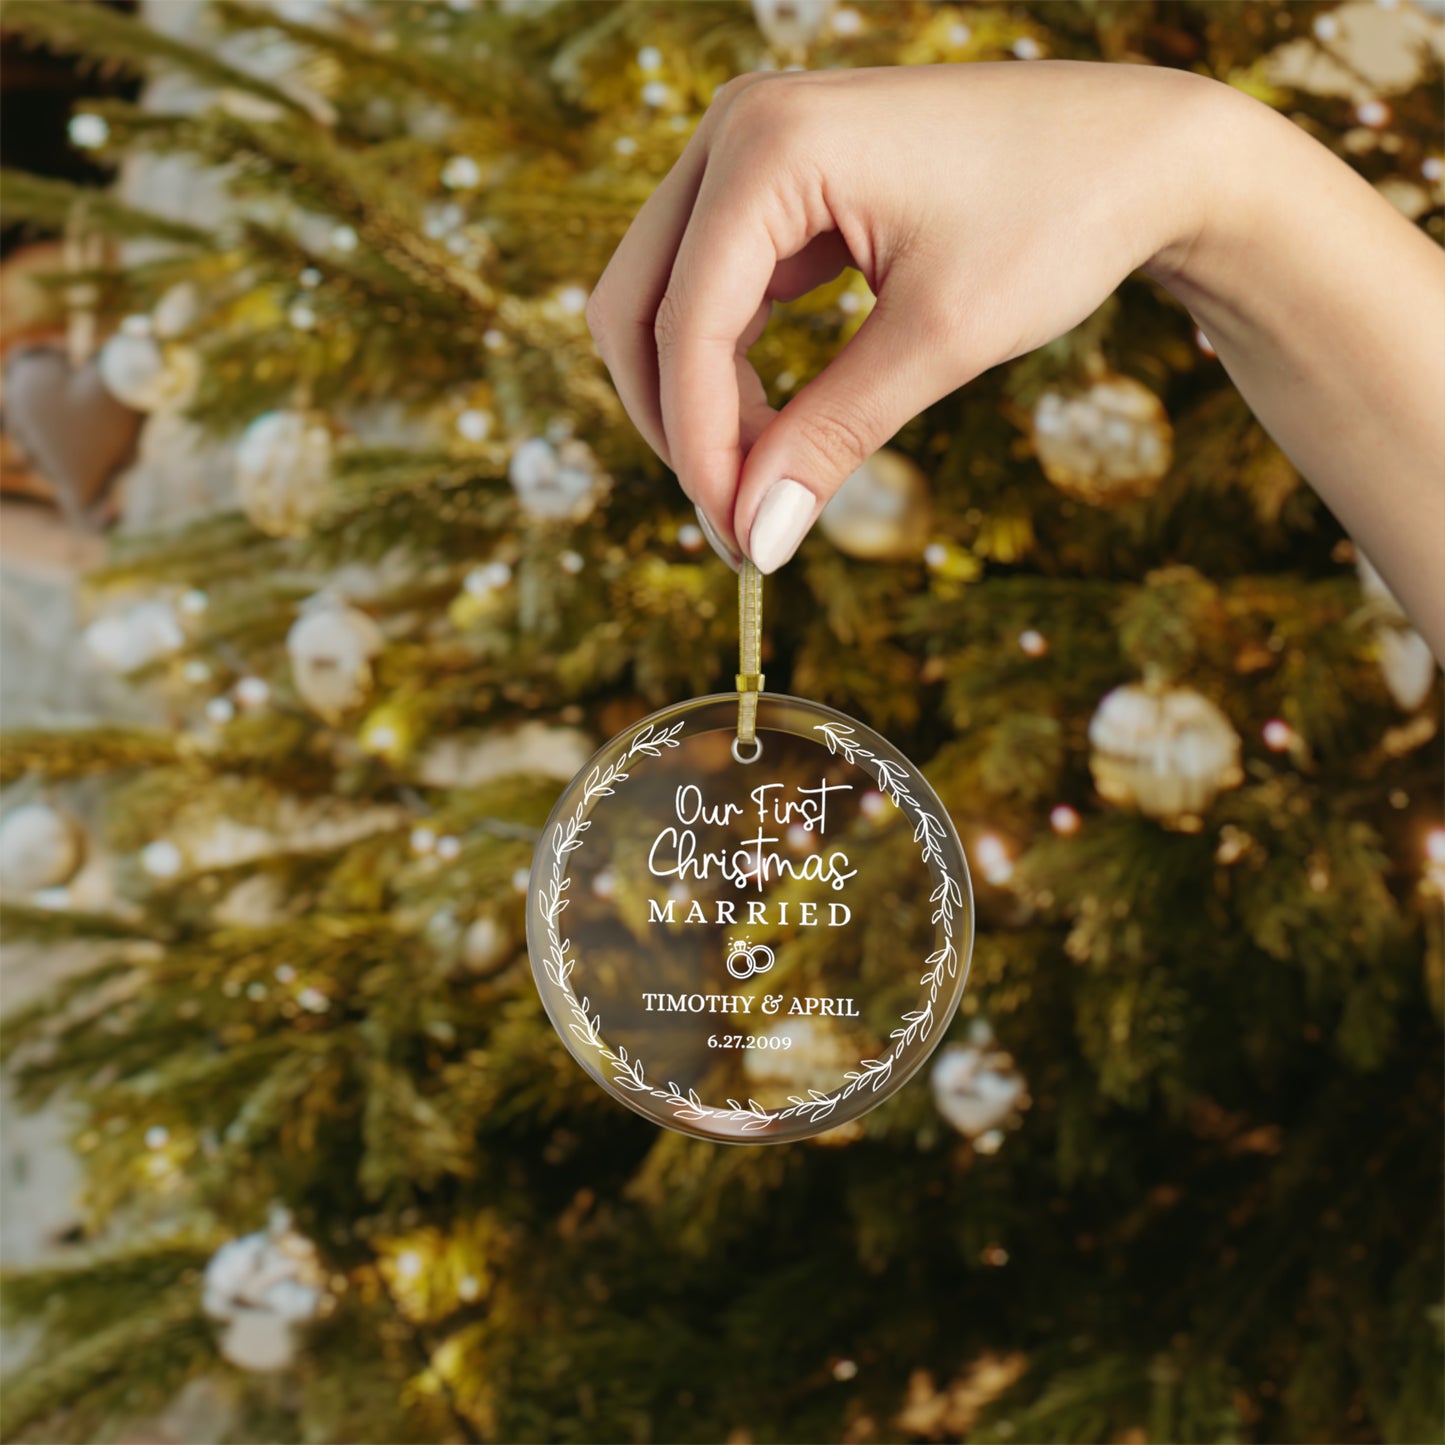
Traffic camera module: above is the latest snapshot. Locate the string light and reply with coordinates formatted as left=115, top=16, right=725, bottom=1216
left=436, top=835, right=462, bottom=862
left=1355, top=99, right=1390, bottom=129
left=69, top=113, right=110, bottom=149
left=678, top=523, right=704, bottom=552
left=441, top=155, right=482, bottom=190
left=298, top=987, right=329, bottom=1014
left=141, top=840, right=183, bottom=878
left=234, top=676, right=270, bottom=709
left=1262, top=719, right=1294, bottom=752
left=395, top=1250, right=423, bottom=1281
left=456, top=408, right=492, bottom=442
left=1426, top=828, right=1445, bottom=892
left=465, top=561, right=512, bottom=596
left=1049, top=804, right=1081, bottom=836
left=363, top=722, right=400, bottom=754
left=860, top=789, right=890, bottom=820
left=1018, top=629, right=1049, bottom=658
left=410, top=827, right=437, bottom=855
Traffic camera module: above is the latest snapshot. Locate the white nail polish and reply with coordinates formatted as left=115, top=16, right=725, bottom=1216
left=694, top=505, right=741, bottom=571
left=748, top=478, right=816, bottom=575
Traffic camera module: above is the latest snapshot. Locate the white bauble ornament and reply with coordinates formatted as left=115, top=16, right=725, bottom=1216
left=203, top=1208, right=327, bottom=1374
left=286, top=597, right=384, bottom=721
left=742, top=1016, right=855, bottom=1097
left=818, top=447, right=932, bottom=561
left=215, top=1308, right=298, bottom=1373
left=930, top=1023, right=1028, bottom=1140
left=507, top=436, right=600, bottom=521
left=235, top=411, right=337, bottom=538
left=1357, top=553, right=1438, bottom=710
left=84, top=599, right=184, bottom=673
left=751, top=0, right=835, bottom=54
left=152, top=282, right=199, bottom=340
left=1032, top=374, right=1173, bottom=505
left=0, top=803, right=85, bottom=893
left=1088, top=682, right=1243, bottom=823
left=462, top=914, right=512, bottom=974
left=98, top=332, right=199, bottom=413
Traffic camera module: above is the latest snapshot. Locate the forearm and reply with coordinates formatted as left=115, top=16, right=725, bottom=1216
left=1147, top=83, right=1445, bottom=659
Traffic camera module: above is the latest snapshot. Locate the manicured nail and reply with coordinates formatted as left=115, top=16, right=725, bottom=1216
left=694, top=505, right=741, bottom=571
left=747, top=478, right=815, bottom=575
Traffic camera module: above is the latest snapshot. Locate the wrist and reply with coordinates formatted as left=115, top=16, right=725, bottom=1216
left=1141, top=75, right=1272, bottom=292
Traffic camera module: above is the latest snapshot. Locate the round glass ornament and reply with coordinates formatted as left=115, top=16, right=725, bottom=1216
left=528, top=692, right=974, bottom=1143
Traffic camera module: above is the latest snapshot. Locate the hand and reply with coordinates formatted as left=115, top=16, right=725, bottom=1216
left=585, top=61, right=1218, bottom=570
left=587, top=62, right=1445, bottom=661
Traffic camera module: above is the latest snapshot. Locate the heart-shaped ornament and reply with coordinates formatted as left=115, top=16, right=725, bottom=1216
left=3, top=346, right=143, bottom=528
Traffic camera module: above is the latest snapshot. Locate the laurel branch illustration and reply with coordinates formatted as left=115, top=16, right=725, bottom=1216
left=539, top=716, right=961, bottom=1133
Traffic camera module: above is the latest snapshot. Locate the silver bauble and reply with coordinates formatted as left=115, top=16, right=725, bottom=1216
left=286, top=598, right=384, bottom=721
left=1088, top=682, right=1243, bottom=823
left=1357, top=553, right=1437, bottom=710
left=1032, top=375, right=1173, bottom=505
left=751, top=0, right=835, bottom=54
left=818, top=447, right=933, bottom=561
left=462, top=914, right=512, bottom=974
left=930, top=1024, right=1028, bottom=1139
left=203, top=1208, right=327, bottom=1373
left=98, top=332, right=199, bottom=413
left=236, top=410, right=337, bottom=538
left=0, top=802, right=86, bottom=893
left=508, top=436, right=600, bottom=521
left=84, top=599, right=184, bottom=674
left=742, top=1016, right=854, bottom=1098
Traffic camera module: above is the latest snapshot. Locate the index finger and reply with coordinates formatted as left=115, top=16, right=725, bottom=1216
left=656, top=150, right=811, bottom=550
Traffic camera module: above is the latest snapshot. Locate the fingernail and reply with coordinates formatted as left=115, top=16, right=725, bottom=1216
left=747, top=478, right=816, bottom=575
left=694, top=505, right=741, bottom=572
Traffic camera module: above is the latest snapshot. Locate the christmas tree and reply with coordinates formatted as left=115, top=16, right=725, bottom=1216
left=2, top=2, right=1442, bottom=1442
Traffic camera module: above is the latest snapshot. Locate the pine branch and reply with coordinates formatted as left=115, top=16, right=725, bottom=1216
left=212, top=0, right=572, bottom=146
left=0, top=169, right=213, bottom=247
left=0, top=728, right=179, bottom=785
left=1, top=0, right=307, bottom=115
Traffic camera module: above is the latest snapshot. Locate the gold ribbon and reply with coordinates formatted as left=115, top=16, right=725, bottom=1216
left=735, top=559, right=764, bottom=761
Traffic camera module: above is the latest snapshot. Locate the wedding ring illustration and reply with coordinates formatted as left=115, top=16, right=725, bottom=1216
left=725, top=937, right=776, bottom=980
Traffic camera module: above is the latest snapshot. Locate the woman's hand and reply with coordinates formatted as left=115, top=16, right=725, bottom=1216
left=585, top=61, right=1445, bottom=656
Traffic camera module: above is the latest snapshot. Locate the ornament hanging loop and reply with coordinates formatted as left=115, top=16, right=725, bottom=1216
left=734, top=559, right=764, bottom=762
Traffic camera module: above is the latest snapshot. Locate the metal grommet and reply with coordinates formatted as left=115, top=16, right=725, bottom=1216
left=731, top=735, right=763, bottom=765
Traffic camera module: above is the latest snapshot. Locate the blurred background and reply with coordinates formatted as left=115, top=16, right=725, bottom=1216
left=0, top=2, right=1441, bottom=1442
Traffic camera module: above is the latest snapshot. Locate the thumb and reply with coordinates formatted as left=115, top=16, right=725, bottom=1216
left=733, top=279, right=966, bottom=574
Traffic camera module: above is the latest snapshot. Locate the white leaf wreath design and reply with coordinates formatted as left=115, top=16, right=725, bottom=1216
left=539, top=717, right=961, bottom=1132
